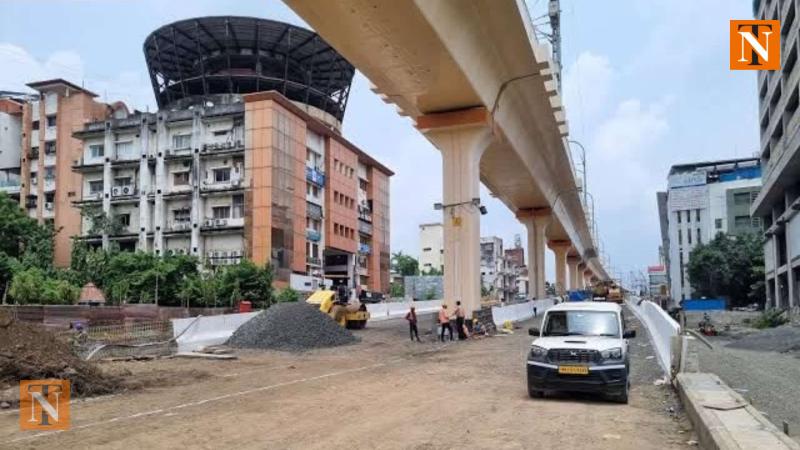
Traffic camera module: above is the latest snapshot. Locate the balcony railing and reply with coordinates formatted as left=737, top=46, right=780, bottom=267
left=169, top=220, right=192, bottom=232
left=307, top=202, right=323, bottom=220
left=305, top=166, right=325, bottom=186
left=0, top=180, right=21, bottom=193
left=306, top=229, right=321, bottom=242
left=201, top=140, right=243, bottom=154
left=201, top=178, right=244, bottom=192
left=307, top=256, right=322, bottom=266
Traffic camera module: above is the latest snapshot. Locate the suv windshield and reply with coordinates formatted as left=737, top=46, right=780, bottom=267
left=542, top=311, right=620, bottom=337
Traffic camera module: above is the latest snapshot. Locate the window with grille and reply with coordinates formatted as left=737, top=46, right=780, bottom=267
left=89, top=144, right=104, bottom=158
left=89, top=180, right=103, bottom=194
left=213, top=168, right=231, bottom=183
left=212, top=206, right=231, bottom=219
left=173, top=172, right=190, bottom=186
left=172, top=134, right=191, bottom=149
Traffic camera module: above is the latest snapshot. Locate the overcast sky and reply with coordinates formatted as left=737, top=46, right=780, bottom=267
left=0, top=0, right=760, bottom=282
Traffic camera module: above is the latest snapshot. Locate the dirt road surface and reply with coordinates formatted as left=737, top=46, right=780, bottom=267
left=0, top=308, right=691, bottom=449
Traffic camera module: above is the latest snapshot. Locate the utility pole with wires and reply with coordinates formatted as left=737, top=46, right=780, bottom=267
left=548, top=0, right=562, bottom=90
left=529, top=0, right=562, bottom=90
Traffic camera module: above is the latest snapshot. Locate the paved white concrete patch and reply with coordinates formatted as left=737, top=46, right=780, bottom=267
left=172, top=312, right=260, bottom=352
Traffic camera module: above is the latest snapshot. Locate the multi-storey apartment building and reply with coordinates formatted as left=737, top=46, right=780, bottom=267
left=480, top=236, right=516, bottom=303
left=67, top=17, right=392, bottom=294
left=16, top=80, right=123, bottom=266
left=751, top=0, right=800, bottom=310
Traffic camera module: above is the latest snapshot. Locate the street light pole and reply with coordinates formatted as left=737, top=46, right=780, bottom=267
left=567, top=140, right=587, bottom=208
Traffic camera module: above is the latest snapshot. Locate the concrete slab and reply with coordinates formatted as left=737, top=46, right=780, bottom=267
left=677, top=372, right=799, bottom=450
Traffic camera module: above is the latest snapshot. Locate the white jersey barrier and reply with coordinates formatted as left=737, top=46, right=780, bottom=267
left=625, top=296, right=680, bottom=374
left=491, top=298, right=556, bottom=326
left=172, top=311, right=260, bottom=352
left=367, top=300, right=441, bottom=321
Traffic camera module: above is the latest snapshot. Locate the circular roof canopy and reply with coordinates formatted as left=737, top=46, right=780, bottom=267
left=143, top=16, right=355, bottom=121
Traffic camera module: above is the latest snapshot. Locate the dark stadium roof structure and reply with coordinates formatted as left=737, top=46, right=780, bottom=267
left=143, top=16, right=355, bottom=121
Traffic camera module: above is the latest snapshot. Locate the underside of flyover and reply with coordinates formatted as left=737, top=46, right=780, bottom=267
left=283, top=0, right=610, bottom=316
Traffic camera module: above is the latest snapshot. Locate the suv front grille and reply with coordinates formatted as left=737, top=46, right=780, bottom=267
left=548, top=348, right=598, bottom=364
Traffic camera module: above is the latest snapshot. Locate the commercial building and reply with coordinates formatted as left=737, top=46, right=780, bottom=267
left=751, top=0, right=800, bottom=310
left=418, top=222, right=444, bottom=274
left=13, top=17, right=393, bottom=294
left=660, top=158, right=762, bottom=301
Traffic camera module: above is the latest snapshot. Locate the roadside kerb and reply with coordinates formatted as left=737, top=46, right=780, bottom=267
left=676, top=372, right=800, bottom=450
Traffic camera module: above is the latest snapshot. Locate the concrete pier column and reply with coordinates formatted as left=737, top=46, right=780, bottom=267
left=418, top=107, right=493, bottom=318
left=583, top=270, right=592, bottom=288
left=548, top=241, right=570, bottom=295
left=567, top=256, right=581, bottom=290
left=518, top=208, right=551, bottom=299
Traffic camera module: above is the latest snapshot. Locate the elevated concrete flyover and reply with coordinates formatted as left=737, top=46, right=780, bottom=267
left=284, top=0, right=609, bottom=315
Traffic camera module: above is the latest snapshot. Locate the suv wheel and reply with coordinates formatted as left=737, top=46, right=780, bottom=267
left=610, top=380, right=629, bottom=404
left=528, top=385, right=544, bottom=398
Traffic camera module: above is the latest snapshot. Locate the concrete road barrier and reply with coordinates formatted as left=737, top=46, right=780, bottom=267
left=677, top=372, right=800, bottom=450
left=491, top=298, right=556, bottom=326
left=626, top=296, right=680, bottom=375
left=367, top=300, right=440, bottom=321
left=172, top=312, right=260, bottom=352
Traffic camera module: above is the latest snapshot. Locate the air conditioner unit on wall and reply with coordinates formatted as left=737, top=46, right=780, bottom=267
left=111, top=187, right=121, bottom=196
left=122, top=186, right=132, bottom=195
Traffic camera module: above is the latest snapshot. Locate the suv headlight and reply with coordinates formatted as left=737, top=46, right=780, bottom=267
left=600, top=347, right=623, bottom=361
left=529, top=345, right=547, bottom=360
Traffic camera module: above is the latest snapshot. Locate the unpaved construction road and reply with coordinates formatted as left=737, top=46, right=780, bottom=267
left=0, top=308, right=692, bottom=449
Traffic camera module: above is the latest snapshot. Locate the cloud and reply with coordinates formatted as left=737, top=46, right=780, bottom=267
left=563, top=51, right=614, bottom=124
left=0, top=43, right=154, bottom=111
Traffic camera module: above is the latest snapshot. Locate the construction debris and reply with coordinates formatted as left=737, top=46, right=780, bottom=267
left=0, top=318, right=120, bottom=396
left=227, top=303, right=358, bottom=352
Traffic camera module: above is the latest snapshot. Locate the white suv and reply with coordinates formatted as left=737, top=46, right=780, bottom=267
left=526, top=301, right=636, bottom=403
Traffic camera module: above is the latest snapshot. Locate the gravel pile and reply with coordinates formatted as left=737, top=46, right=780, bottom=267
left=726, top=324, right=800, bottom=353
left=227, top=303, right=358, bottom=352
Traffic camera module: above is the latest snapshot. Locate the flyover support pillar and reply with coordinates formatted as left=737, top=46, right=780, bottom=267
left=418, top=108, right=493, bottom=319
left=518, top=208, right=551, bottom=299
left=548, top=241, right=570, bottom=295
left=584, top=270, right=593, bottom=288
left=567, top=256, right=581, bottom=291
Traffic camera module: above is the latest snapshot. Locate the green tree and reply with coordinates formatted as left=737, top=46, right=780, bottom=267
left=391, top=251, right=419, bottom=276
left=389, top=282, right=404, bottom=298
left=422, top=266, right=443, bottom=276
left=276, top=287, right=300, bottom=303
left=177, top=273, right=220, bottom=307
left=8, top=268, right=79, bottom=305
left=80, top=205, right=124, bottom=237
left=687, top=232, right=765, bottom=307
left=216, top=260, right=274, bottom=309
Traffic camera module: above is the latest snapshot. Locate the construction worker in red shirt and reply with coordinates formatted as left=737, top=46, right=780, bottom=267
left=405, top=305, right=421, bottom=342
